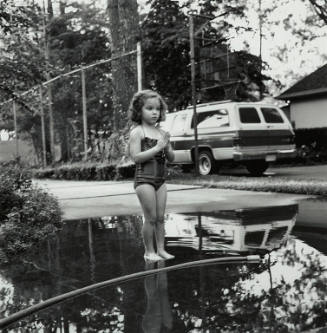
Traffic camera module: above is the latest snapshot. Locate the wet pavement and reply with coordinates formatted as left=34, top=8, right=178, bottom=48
left=2, top=201, right=327, bottom=332
left=34, top=179, right=310, bottom=219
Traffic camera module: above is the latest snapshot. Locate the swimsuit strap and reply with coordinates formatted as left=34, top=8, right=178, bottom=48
left=141, top=125, right=146, bottom=139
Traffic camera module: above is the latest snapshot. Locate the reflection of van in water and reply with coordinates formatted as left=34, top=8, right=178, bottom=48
left=165, top=204, right=298, bottom=255
left=160, top=101, right=296, bottom=176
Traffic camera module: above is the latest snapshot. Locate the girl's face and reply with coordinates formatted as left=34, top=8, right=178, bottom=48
left=141, top=97, right=161, bottom=125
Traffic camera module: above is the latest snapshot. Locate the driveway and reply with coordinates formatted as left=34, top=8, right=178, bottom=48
left=269, top=164, right=327, bottom=180
left=220, top=164, right=327, bottom=181
left=34, top=179, right=308, bottom=220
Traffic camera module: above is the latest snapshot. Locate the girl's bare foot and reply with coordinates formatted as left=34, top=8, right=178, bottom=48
left=144, top=253, right=162, bottom=261
left=157, top=250, right=175, bottom=260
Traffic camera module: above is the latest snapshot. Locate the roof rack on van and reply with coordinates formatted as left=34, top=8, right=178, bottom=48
left=186, top=100, right=232, bottom=109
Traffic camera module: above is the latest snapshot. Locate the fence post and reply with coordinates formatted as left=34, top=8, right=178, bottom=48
left=81, top=68, right=88, bottom=160
left=39, top=86, right=47, bottom=167
left=12, top=100, right=19, bottom=159
left=46, top=80, right=55, bottom=163
left=137, top=42, right=143, bottom=91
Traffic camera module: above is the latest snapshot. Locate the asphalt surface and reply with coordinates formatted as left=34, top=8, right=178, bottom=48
left=34, top=179, right=309, bottom=220
left=221, top=163, right=327, bottom=180
left=269, top=164, right=327, bottom=180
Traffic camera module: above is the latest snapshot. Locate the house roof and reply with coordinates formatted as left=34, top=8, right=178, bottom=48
left=276, top=63, right=327, bottom=100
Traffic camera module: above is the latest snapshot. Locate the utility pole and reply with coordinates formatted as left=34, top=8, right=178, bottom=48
left=42, top=0, right=55, bottom=162
left=39, top=86, right=47, bottom=167
left=259, top=0, right=263, bottom=100
left=189, top=13, right=199, bottom=176
left=13, top=101, right=19, bottom=159
left=137, top=42, right=143, bottom=91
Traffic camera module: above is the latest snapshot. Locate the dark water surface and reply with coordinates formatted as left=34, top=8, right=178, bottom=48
left=1, top=202, right=327, bottom=332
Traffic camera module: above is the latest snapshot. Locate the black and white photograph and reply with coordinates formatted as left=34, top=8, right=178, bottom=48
left=1, top=0, right=327, bottom=332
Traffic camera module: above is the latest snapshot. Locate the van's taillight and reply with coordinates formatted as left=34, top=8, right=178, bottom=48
left=233, top=137, right=241, bottom=146
left=289, top=135, right=295, bottom=144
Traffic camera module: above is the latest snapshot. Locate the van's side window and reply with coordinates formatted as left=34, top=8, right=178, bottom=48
left=261, top=107, right=284, bottom=123
left=191, top=109, right=229, bottom=129
left=239, top=107, right=261, bottom=123
left=171, top=114, right=187, bottom=135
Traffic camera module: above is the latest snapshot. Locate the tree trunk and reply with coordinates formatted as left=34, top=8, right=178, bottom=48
left=47, top=0, right=53, bottom=19
left=107, top=0, right=139, bottom=131
left=59, top=1, right=66, bottom=15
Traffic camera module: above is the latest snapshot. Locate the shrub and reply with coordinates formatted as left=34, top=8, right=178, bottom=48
left=116, top=162, right=135, bottom=179
left=0, top=161, right=62, bottom=262
left=96, top=164, right=117, bottom=180
left=32, top=161, right=181, bottom=181
left=2, top=188, right=62, bottom=257
left=0, top=161, right=31, bottom=221
left=32, top=168, right=54, bottom=179
left=32, top=162, right=122, bottom=180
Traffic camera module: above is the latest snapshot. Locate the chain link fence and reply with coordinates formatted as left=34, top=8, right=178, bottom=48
left=0, top=48, right=140, bottom=167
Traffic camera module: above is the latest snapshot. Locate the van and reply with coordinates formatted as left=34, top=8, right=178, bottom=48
left=165, top=204, right=297, bottom=254
left=160, top=100, right=296, bottom=176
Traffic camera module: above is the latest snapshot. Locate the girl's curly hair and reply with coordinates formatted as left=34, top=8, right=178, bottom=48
left=128, top=89, right=167, bottom=124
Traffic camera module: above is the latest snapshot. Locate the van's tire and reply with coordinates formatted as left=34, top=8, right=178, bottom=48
left=245, top=160, right=269, bottom=176
left=198, top=150, right=217, bottom=175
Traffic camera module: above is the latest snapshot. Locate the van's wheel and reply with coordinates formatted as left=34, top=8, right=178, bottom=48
left=245, top=160, right=269, bottom=176
left=198, top=151, right=216, bottom=175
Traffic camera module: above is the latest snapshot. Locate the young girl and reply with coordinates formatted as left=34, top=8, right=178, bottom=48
left=129, top=90, right=175, bottom=261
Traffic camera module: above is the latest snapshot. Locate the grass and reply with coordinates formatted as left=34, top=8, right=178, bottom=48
left=169, top=173, right=327, bottom=197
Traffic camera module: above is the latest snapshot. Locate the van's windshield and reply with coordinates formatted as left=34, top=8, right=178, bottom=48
left=191, top=109, right=229, bottom=129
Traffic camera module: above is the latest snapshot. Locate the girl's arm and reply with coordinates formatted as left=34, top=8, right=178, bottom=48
left=129, top=127, right=166, bottom=163
left=165, top=142, right=175, bottom=162
left=159, top=128, right=174, bottom=162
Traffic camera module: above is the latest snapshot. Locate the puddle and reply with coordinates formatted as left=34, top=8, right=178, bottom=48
left=2, top=202, right=327, bottom=332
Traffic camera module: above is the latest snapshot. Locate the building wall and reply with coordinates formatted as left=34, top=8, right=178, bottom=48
left=291, top=97, right=327, bottom=129
left=0, top=139, right=38, bottom=165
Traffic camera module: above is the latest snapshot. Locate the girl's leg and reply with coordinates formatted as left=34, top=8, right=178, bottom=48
left=155, top=184, right=175, bottom=260
left=136, top=184, right=161, bottom=261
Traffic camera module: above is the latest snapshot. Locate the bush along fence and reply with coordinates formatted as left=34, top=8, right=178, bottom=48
left=32, top=161, right=136, bottom=181
left=31, top=161, right=183, bottom=181
left=0, top=161, right=62, bottom=263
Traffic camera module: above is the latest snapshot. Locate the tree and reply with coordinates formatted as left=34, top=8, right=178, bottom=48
left=248, top=0, right=327, bottom=92
left=0, top=1, right=115, bottom=163
left=0, top=2, right=46, bottom=101
left=141, top=0, right=268, bottom=108
left=0, top=2, right=49, bottom=161
left=46, top=2, right=112, bottom=160
left=107, top=0, right=140, bottom=130
left=141, top=0, right=191, bottom=110
left=0, top=0, right=34, bottom=35
left=307, top=0, right=327, bottom=23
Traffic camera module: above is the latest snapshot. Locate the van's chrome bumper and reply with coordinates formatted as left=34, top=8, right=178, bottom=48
left=233, top=148, right=297, bottom=161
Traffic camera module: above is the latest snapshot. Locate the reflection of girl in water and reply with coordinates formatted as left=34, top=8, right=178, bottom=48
left=142, top=261, right=173, bottom=333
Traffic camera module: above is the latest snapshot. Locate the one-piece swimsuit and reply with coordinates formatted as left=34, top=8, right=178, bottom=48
left=134, top=126, right=166, bottom=191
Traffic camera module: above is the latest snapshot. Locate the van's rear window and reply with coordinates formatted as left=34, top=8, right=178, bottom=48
left=261, top=107, right=284, bottom=123
left=239, top=107, right=261, bottom=123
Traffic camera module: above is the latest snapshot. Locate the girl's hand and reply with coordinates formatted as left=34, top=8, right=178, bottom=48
left=156, top=131, right=170, bottom=150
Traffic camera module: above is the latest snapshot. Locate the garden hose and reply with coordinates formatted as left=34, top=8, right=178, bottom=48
left=0, top=255, right=261, bottom=329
